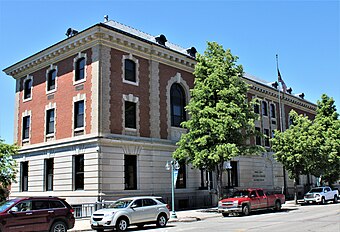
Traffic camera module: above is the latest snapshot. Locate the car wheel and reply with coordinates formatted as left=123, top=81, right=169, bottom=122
left=156, top=214, right=168, bottom=227
left=242, top=205, right=250, bottom=216
left=222, top=213, right=229, bottom=217
left=50, top=221, right=67, bottom=232
left=334, top=196, right=338, bottom=204
left=116, top=217, right=129, bottom=231
left=274, top=201, right=281, bottom=211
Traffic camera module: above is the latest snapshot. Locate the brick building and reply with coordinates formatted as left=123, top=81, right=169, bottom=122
left=3, top=19, right=316, bottom=209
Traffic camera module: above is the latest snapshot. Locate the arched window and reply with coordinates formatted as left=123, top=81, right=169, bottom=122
left=75, top=58, right=85, bottom=81
left=170, top=83, right=186, bottom=127
left=124, top=59, right=136, bottom=82
left=24, top=79, right=32, bottom=99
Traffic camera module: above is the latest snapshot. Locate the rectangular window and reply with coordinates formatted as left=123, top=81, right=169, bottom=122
left=176, top=163, right=186, bottom=189
left=270, top=103, right=276, bottom=118
left=231, top=161, right=238, bottom=187
left=47, top=70, right=56, bottom=91
left=125, top=59, right=136, bottom=82
left=254, top=99, right=260, bottom=114
left=21, top=161, right=28, bottom=192
left=45, top=158, right=53, bottom=191
left=46, top=109, right=55, bottom=134
left=264, top=129, right=270, bottom=147
left=74, top=100, right=84, bottom=129
left=255, top=127, right=261, bottom=145
left=124, top=155, right=137, bottom=190
left=22, top=116, right=30, bottom=140
left=24, top=79, right=32, bottom=99
left=75, top=58, right=85, bottom=81
left=262, top=101, right=268, bottom=116
left=73, top=155, right=84, bottom=190
left=200, top=169, right=213, bottom=190
left=125, top=101, right=136, bottom=129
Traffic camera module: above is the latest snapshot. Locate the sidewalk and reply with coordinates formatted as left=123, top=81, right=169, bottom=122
left=69, top=200, right=299, bottom=232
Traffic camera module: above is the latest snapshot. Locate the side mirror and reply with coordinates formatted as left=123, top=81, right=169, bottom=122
left=130, top=204, right=137, bottom=209
left=9, top=206, right=18, bottom=213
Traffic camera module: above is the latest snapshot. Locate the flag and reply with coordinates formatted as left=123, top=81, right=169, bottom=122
left=277, top=69, right=287, bottom=93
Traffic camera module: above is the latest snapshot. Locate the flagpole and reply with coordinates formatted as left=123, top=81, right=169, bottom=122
left=276, top=54, right=287, bottom=197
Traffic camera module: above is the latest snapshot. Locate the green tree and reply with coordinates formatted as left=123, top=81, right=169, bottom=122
left=173, top=42, right=260, bottom=201
left=271, top=110, right=313, bottom=203
left=0, top=140, right=18, bottom=200
left=309, top=94, right=340, bottom=185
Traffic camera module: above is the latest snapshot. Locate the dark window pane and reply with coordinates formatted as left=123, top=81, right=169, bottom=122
left=176, top=163, right=186, bottom=189
left=24, top=79, right=32, bottom=99
left=22, top=116, right=30, bottom=140
left=270, top=103, right=276, bottom=118
left=21, top=162, right=28, bottom=192
left=74, top=101, right=84, bottom=128
left=231, top=161, right=238, bottom=187
left=47, top=69, right=56, bottom=91
left=143, top=199, right=157, bottom=206
left=32, top=200, right=50, bottom=210
left=262, top=101, right=268, bottom=116
left=75, top=58, right=85, bottom=81
left=255, top=127, right=261, bottom=145
left=45, top=158, right=53, bottom=191
left=124, top=155, right=137, bottom=190
left=125, top=59, right=136, bottom=82
left=74, top=155, right=84, bottom=190
left=170, top=84, right=186, bottom=127
left=46, top=109, right=55, bottom=134
left=50, top=200, right=65, bottom=208
left=125, top=102, right=136, bottom=129
left=264, top=129, right=270, bottom=146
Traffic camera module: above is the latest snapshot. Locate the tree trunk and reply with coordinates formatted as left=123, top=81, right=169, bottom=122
left=215, top=162, right=223, bottom=202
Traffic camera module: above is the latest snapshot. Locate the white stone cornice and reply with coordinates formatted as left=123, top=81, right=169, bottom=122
left=4, top=25, right=196, bottom=79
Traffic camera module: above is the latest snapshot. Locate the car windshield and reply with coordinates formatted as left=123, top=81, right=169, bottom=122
left=108, top=200, right=132, bottom=209
left=232, top=190, right=250, bottom=198
left=309, top=188, right=323, bottom=193
left=0, top=200, right=16, bottom=212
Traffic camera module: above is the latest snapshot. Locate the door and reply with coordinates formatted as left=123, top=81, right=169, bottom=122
left=129, top=199, right=145, bottom=223
left=249, top=190, right=261, bottom=210
left=257, top=190, right=268, bottom=208
left=31, top=200, right=53, bottom=231
left=4, top=200, right=34, bottom=232
left=142, top=199, right=158, bottom=221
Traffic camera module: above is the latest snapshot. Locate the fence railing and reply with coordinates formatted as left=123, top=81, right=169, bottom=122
left=72, top=201, right=116, bottom=218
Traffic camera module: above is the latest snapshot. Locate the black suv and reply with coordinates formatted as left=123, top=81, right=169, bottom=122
left=0, top=196, right=75, bottom=232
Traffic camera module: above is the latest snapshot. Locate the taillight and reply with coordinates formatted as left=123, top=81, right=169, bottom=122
left=70, top=208, right=74, bottom=215
left=166, top=204, right=170, bottom=210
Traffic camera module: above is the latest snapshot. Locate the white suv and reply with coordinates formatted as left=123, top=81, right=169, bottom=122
left=91, top=196, right=170, bottom=231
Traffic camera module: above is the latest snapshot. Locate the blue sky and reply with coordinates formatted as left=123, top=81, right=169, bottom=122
left=0, top=0, right=339, bottom=144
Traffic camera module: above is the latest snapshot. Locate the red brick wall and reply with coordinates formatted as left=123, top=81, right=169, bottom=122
left=17, top=49, right=92, bottom=145
left=158, top=64, right=194, bottom=139
left=109, top=48, right=151, bottom=137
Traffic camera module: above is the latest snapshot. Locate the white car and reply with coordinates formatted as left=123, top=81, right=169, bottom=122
left=90, top=196, right=170, bottom=231
left=304, top=186, right=339, bottom=204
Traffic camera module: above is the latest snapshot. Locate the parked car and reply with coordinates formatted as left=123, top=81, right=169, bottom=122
left=304, top=186, right=339, bottom=204
left=0, top=196, right=75, bottom=232
left=91, top=196, right=170, bottom=231
left=218, top=188, right=285, bottom=217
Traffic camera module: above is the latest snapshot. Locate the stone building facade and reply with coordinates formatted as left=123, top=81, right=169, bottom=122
left=3, top=19, right=316, bottom=209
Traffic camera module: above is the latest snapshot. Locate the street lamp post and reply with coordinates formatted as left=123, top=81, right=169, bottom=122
left=165, top=160, right=180, bottom=219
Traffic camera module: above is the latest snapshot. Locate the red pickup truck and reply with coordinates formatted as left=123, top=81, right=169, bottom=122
left=218, top=188, right=285, bottom=216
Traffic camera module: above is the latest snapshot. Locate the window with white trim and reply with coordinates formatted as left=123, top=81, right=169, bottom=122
left=74, top=100, right=84, bottom=129
left=23, top=76, right=33, bottom=100
left=46, top=109, right=55, bottom=135
left=122, top=54, right=139, bottom=86
left=22, top=116, right=30, bottom=140
left=47, top=69, right=56, bottom=92
left=73, top=53, right=87, bottom=84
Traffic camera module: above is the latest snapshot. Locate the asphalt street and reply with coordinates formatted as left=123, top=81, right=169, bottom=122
left=112, top=203, right=340, bottom=232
